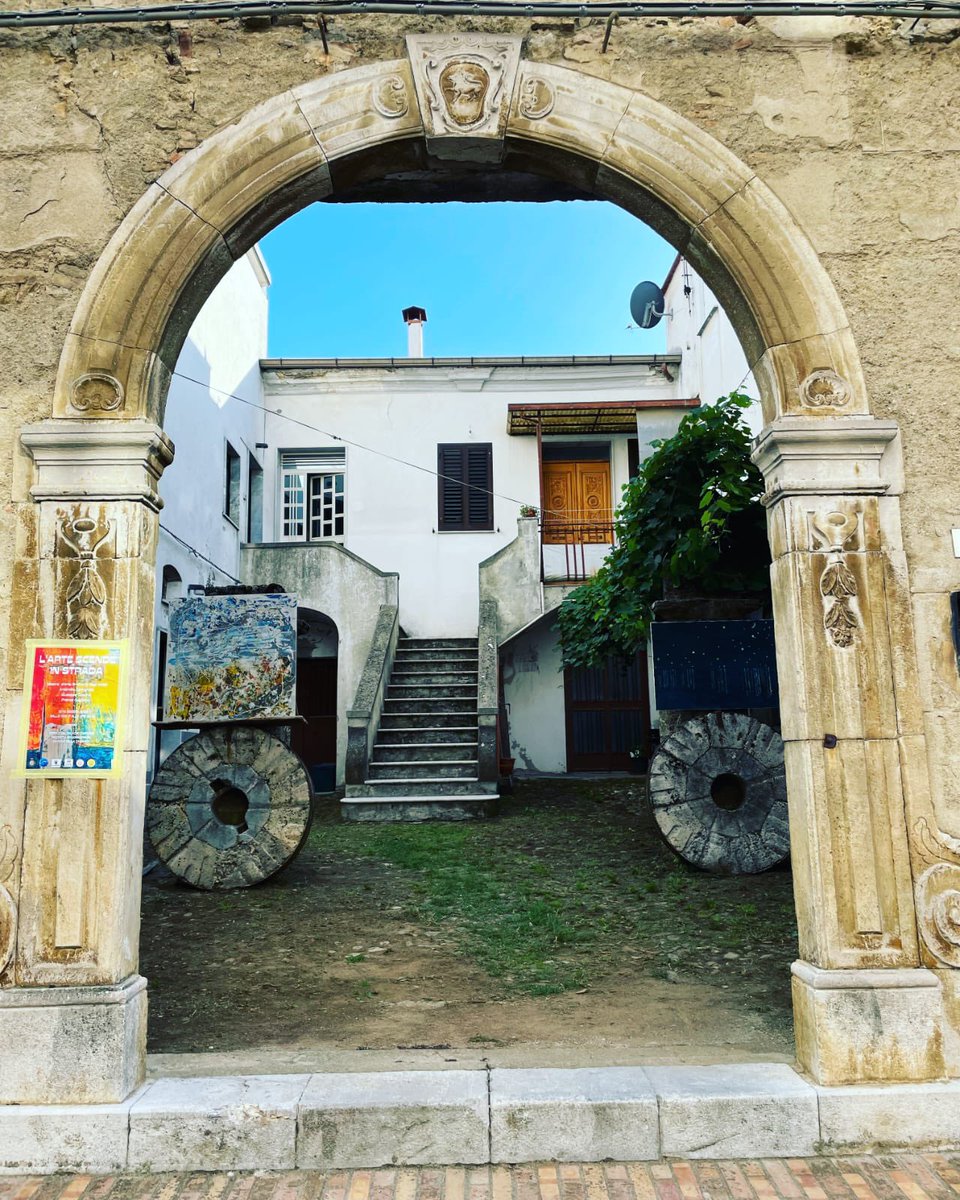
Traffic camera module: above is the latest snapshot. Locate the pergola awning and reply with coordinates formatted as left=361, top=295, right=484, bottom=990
left=507, top=398, right=700, bottom=436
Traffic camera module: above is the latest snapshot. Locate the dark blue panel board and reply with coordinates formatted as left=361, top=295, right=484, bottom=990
left=651, top=619, right=779, bottom=711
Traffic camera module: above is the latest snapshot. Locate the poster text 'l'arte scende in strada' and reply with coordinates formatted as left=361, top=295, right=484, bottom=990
left=17, top=640, right=127, bottom=778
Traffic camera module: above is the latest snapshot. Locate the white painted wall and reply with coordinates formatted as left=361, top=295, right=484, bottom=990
left=501, top=617, right=567, bottom=774
left=661, top=256, right=762, bottom=434
left=149, top=249, right=270, bottom=780
left=152, top=254, right=759, bottom=780
left=261, top=362, right=688, bottom=637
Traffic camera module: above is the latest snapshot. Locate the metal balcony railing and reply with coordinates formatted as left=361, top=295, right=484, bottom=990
left=540, top=518, right=617, bottom=583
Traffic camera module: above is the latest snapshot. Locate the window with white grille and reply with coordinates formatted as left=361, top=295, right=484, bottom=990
left=279, top=449, right=346, bottom=541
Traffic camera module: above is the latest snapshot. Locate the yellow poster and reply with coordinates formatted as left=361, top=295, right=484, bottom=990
left=16, top=640, right=127, bottom=779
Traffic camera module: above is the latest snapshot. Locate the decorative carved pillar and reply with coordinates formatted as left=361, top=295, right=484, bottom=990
left=754, top=415, right=946, bottom=1085
left=0, top=419, right=172, bottom=1104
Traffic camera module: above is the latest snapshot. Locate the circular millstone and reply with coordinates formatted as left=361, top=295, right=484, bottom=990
left=649, top=712, right=788, bottom=875
left=147, top=726, right=314, bottom=889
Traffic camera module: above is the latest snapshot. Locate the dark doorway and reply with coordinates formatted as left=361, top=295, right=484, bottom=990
left=292, top=609, right=339, bottom=792
left=564, top=652, right=651, bottom=771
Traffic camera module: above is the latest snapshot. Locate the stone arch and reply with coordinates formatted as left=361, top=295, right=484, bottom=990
left=12, top=42, right=946, bottom=1104
left=53, top=55, right=866, bottom=429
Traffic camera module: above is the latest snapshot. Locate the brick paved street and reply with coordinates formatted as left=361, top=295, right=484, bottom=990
left=4, top=1158, right=960, bottom=1200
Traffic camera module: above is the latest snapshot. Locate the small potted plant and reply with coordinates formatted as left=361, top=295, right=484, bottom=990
left=519, top=504, right=538, bottom=519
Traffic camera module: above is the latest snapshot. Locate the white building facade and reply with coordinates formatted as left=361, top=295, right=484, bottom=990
left=661, top=253, right=760, bottom=430
left=152, top=249, right=760, bottom=796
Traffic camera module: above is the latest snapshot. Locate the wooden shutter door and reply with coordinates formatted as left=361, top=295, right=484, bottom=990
left=438, top=445, right=465, bottom=530
left=465, top=444, right=492, bottom=530
left=542, top=462, right=577, bottom=544
left=542, top=461, right=611, bottom=544
left=576, top=462, right=612, bottom=543
left=438, top=444, right=492, bottom=530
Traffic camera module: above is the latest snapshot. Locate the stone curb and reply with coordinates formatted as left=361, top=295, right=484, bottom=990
left=3, top=1062, right=960, bottom=1174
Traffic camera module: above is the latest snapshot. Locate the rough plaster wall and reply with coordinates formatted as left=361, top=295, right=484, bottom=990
left=502, top=617, right=567, bottom=773
left=2, top=12, right=960, bottom=784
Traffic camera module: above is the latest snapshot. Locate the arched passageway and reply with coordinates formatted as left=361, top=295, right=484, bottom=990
left=5, top=41, right=951, bottom=1103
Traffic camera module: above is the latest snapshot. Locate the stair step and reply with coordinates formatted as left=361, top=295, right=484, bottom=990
left=388, top=684, right=477, bottom=700
left=384, top=698, right=477, bottom=714
left=351, top=778, right=497, bottom=798
left=394, top=652, right=479, bottom=665
left=379, top=714, right=480, bottom=730
left=374, top=742, right=478, bottom=760
left=340, top=796, right=497, bottom=823
left=377, top=729, right=479, bottom=745
left=398, top=638, right=478, bottom=650
left=392, top=670, right=479, bottom=686
left=364, top=632, right=483, bottom=809
left=368, top=761, right=478, bottom=780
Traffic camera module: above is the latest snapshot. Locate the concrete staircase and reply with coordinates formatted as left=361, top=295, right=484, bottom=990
left=342, top=636, right=498, bottom=821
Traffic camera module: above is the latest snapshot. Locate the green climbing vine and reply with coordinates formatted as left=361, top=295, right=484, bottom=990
left=557, top=393, right=770, bottom=668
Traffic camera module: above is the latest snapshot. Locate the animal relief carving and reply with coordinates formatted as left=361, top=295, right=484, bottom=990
left=0, top=825, right=19, bottom=977
left=440, top=61, right=490, bottom=127
left=406, top=35, right=522, bottom=140
left=811, top=509, right=861, bottom=649
left=61, top=516, right=111, bottom=640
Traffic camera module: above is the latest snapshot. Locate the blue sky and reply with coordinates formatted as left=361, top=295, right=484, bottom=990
left=260, top=201, right=677, bottom=359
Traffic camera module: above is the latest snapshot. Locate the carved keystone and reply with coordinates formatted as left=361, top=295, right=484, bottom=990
left=406, top=34, right=522, bottom=162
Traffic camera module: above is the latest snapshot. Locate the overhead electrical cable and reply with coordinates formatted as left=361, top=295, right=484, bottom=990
left=158, top=519, right=243, bottom=581
left=2, top=0, right=960, bottom=27
left=170, top=366, right=670, bottom=516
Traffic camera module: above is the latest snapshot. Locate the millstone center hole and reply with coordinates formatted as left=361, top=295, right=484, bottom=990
left=210, top=779, right=249, bottom=833
left=711, top=772, right=747, bottom=812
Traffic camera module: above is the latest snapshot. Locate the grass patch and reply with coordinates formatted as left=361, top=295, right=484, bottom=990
left=310, top=782, right=797, bottom=1000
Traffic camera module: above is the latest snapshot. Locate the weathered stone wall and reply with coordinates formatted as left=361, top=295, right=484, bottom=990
left=3, top=7, right=960, bottom=1092
left=3, top=15, right=959, bottom=614
left=5, top=13, right=960, bottom=802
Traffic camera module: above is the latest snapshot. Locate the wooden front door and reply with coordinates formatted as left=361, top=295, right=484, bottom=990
left=564, top=652, right=651, bottom=772
left=542, top=460, right=612, bottom=544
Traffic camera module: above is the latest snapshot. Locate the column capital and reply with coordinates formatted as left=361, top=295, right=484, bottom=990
left=752, top=415, right=902, bottom=507
left=20, top=419, right=174, bottom=512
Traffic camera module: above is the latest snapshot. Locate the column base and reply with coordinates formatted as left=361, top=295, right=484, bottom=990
left=0, top=974, right=146, bottom=1103
left=792, top=960, right=945, bottom=1085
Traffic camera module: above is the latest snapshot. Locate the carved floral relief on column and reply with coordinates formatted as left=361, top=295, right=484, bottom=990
left=810, top=508, right=861, bottom=649
left=798, top=369, right=851, bottom=410
left=406, top=35, right=522, bottom=140
left=69, top=372, right=125, bottom=415
left=0, top=825, right=19, bottom=977
left=915, top=863, right=960, bottom=967
left=60, top=516, right=112, bottom=640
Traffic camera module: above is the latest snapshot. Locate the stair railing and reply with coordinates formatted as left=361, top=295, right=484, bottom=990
left=345, top=604, right=399, bottom=786
left=477, top=597, right=499, bottom=786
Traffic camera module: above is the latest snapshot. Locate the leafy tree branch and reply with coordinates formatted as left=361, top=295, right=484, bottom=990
left=557, top=393, right=770, bottom=668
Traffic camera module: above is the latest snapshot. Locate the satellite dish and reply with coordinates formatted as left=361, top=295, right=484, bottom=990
left=630, top=280, right=667, bottom=330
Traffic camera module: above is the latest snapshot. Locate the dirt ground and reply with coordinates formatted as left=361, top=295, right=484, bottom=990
left=140, top=779, right=798, bottom=1064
